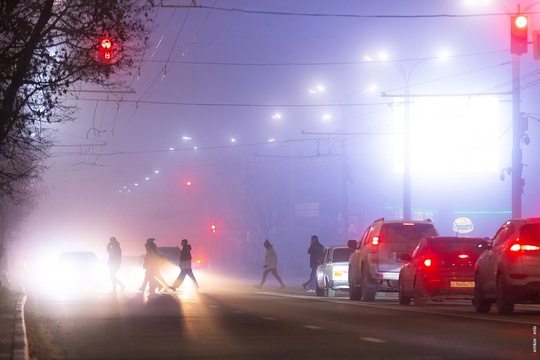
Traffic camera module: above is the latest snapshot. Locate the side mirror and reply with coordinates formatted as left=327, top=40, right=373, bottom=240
left=347, top=239, right=357, bottom=249
left=400, top=254, right=412, bottom=261
left=477, top=240, right=492, bottom=250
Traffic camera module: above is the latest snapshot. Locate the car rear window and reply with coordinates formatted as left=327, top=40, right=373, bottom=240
left=380, top=223, right=438, bottom=243
left=333, top=248, right=353, bottom=262
left=427, top=239, right=484, bottom=255
left=519, top=224, right=540, bottom=244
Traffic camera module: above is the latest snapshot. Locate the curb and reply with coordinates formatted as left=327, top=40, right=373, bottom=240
left=12, top=293, right=28, bottom=360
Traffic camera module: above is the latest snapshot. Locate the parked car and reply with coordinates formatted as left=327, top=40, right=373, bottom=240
left=398, top=236, right=485, bottom=305
left=348, top=218, right=439, bottom=301
left=474, top=217, right=540, bottom=314
left=315, top=245, right=354, bottom=297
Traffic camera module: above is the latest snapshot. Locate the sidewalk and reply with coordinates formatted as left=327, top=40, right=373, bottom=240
left=0, top=286, right=29, bottom=360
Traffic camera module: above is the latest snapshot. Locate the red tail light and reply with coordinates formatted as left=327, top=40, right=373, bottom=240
left=509, top=243, right=540, bottom=252
left=423, top=258, right=432, bottom=267
left=458, top=254, right=469, bottom=259
left=371, top=236, right=380, bottom=245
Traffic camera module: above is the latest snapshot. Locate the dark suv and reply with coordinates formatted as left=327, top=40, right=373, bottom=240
left=348, top=218, right=439, bottom=301
left=474, top=218, right=540, bottom=314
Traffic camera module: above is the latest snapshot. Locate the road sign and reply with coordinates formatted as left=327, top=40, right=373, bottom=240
left=295, top=203, right=319, bottom=217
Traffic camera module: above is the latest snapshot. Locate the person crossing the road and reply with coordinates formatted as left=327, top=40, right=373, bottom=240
left=171, top=238, right=199, bottom=291
left=255, top=239, right=286, bottom=290
left=302, top=235, right=324, bottom=292
left=107, top=236, right=125, bottom=293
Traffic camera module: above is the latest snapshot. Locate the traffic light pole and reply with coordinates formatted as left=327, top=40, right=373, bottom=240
left=511, top=54, right=522, bottom=218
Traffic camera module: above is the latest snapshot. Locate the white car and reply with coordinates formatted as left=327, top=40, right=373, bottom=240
left=315, top=245, right=353, bottom=297
left=474, top=217, right=540, bottom=314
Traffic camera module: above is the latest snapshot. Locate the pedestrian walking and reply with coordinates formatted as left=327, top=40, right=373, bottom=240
left=255, top=239, right=286, bottom=290
left=302, top=235, right=324, bottom=292
left=139, top=238, right=171, bottom=293
left=171, top=239, right=199, bottom=291
left=107, top=236, right=125, bottom=293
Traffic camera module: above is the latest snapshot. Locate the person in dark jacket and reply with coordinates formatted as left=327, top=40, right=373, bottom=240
left=171, top=238, right=199, bottom=291
left=302, top=235, right=324, bottom=292
left=107, top=237, right=125, bottom=293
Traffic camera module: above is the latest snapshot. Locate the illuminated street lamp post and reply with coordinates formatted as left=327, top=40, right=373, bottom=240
left=308, top=86, right=373, bottom=241
left=308, top=86, right=350, bottom=242
left=383, top=58, right=436, bottom=221
left=367, top=50, right=448, bottom=220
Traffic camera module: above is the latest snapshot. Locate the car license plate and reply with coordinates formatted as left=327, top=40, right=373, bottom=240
left=450, top=281, right=474, bottom=288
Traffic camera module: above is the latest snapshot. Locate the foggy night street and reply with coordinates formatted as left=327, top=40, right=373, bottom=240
left=3, top=1, right=540, bottom=359
left=23, top=273, right=539, bottom=360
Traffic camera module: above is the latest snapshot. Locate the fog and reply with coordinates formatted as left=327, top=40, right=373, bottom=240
left=8, top=1, right=540, bottom=282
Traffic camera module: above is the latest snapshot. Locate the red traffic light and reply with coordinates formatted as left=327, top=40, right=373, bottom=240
left=210, top=224, right=216, bottom=234
left=99, top=37, right=113, bottom=61
left=510, top=15, right=528, bottom=55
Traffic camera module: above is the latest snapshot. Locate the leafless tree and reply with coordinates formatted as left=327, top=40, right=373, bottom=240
left=0, top=0, right=155, bottom=203
left=0, top=0, right=155, bottom=270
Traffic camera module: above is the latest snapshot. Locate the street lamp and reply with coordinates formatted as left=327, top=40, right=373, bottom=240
left=389, top=60, right=428, bottom=221
left=370, top=53, right=446, bottom=220
left=308, top=85, right=350, bottom=242
left=308, top=85, right=376, bottom=241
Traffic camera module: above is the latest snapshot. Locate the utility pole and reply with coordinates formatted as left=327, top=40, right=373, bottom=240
left=403, top=84, right=411, bottom=221
left=511, top=54, right=523, bottom=219
left=509, top=7, right=529, bottom=219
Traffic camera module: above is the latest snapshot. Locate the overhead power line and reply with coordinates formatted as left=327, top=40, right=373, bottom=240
left=192, top=6, right=540, bottom=19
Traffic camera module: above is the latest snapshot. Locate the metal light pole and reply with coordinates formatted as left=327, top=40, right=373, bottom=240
left=341, top=108, right=349, bottom=242
left=511, top=53, right=522, bottom=218
left=390, top=60, right=430, bottom=221
left=486, top=0, right=540, bottom=218
left=308, top=86, right=360, bottom=242
left=403, top=81, right=412, bottom=221
left=505, top=2, right=539, bottom=218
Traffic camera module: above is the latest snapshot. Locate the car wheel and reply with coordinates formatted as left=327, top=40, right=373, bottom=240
left=413, top=279, right=427, bottom=306
left=315, top=282, right=324, bottom=297
left=496, top=275, right=514, bottom=315
left=326, top=280, right=336, bottom=298
left=473, top=275, right=491, bottom=314
left=399, top=280, right=411, bottom=305
left=360, top=271, right=377, bottom=302
left=349, top=267, right=361, bottom=301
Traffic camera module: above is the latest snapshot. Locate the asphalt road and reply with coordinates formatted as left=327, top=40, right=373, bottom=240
left=23, top=276, right=540, bottom=360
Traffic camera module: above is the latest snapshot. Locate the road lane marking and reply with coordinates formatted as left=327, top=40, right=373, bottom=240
left=260, top=292, right=540, bottom=326
left=303, top=325, right=323, bottom=330
left=339, top=300, right=539, bottom=326
left=360, top=337, right=387, bottom=343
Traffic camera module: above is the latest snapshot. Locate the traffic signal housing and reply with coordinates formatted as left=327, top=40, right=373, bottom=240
left=99, top=36, right=113, bottom=61
left=534, top=30, right=540, bottom=60
left=510, top=15, right=528, bottom=55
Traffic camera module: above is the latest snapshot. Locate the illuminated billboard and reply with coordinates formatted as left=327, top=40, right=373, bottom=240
left=393, top=96, right=501, bottom=173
